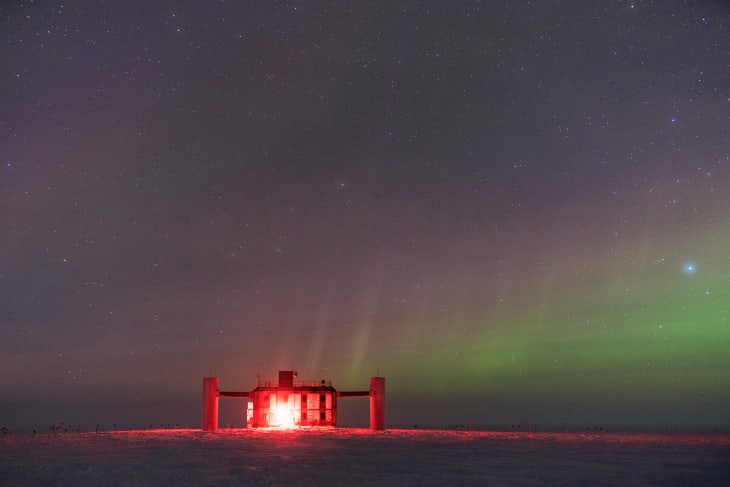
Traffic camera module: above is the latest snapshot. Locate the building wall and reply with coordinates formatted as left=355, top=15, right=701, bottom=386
left=248, top=387, right=336, bottom=427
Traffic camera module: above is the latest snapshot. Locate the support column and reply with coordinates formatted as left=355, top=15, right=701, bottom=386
left=369, top=376, right=385, bottom=430
left=202, top=377, right=220, bottom=431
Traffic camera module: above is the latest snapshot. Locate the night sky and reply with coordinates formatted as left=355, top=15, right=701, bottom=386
left=2, top=1, right=729, bottom=431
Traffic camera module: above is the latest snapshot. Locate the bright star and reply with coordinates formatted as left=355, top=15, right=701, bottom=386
left=683, top=262, right=696, bottom=274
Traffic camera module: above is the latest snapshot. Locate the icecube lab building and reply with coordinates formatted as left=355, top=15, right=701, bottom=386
left=202, top=370, right=385, bottom=430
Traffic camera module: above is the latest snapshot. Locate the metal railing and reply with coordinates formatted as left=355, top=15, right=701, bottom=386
left=256, top=378, right=333, bottom=388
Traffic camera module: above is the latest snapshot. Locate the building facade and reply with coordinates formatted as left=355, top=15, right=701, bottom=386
left=247, top=371, right=337, bottom=427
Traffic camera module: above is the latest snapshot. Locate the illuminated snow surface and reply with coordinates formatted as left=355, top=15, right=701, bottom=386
left=2, top=428, right=729, bottom=486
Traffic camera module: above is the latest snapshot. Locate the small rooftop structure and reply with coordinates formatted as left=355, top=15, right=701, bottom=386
left=202, top=370, right=385, bottom=431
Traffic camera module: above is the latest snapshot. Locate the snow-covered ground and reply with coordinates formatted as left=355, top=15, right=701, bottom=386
left=1, top=428, right=728, bottom=486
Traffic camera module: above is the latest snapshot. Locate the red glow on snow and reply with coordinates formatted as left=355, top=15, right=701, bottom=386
left=5, top=428, right=728, bottom=485
left=43, top=428, right=730, bottom=447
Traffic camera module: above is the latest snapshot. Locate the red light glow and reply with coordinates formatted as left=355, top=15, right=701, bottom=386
left=271, top=404, right=297, bottom=429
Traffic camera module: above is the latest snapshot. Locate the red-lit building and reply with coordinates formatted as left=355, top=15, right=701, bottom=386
left=202, top=370, right=385, bottom=431
left=247, top=370, right=337, bottom=427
